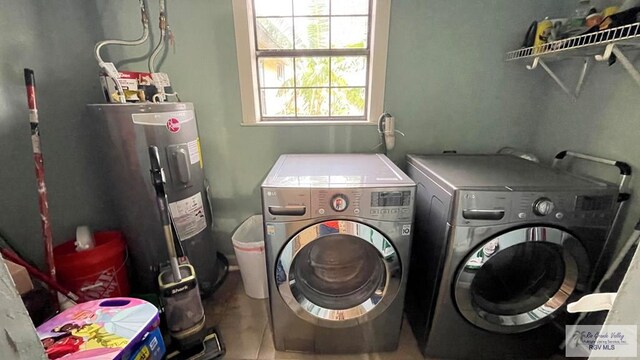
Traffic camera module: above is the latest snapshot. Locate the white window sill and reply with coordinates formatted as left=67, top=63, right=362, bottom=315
left=239, top=120, right=379, bottom=127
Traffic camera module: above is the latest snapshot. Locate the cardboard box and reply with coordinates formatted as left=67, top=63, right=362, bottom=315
left=5, top=260, right=34, bottom=295
left=100, top=71, right=152, bottom=103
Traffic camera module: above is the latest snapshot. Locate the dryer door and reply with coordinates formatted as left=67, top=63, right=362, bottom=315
left=454, top=226, right=589, bottom=334
left=276, top=220, right=401, bottom=328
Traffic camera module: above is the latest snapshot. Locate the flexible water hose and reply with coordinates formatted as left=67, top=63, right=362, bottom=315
left=148, top=0, right=166, bottom=73
left=94, top=0, right=150, bottom=103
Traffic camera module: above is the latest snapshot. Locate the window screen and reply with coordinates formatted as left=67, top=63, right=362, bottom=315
left=253, top=0, right=371, bottom=121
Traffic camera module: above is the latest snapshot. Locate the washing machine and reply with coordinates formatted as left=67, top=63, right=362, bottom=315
left=261, top=154, right=415, bottom=353
left=404, top=154, right=621, bottom=359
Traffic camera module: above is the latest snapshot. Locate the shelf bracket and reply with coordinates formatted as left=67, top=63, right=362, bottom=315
left=595, top=44, right=640, bottom=87
left=525, top=57, right=591, bottom=99
left=575, top=58, right=590, bottom=97
left=539, top=60, right=576, bottom=99
left=595, top=43, right=616, bottom=62
left=526, top=57, right=540, bottom=70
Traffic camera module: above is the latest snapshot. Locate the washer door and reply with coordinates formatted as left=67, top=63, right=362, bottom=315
left=275, top=220, right=401, bottom=328
left=454, top=226, right=588, bottom=334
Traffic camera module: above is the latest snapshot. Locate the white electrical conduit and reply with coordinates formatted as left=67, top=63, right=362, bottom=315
left=148, top=0, right=166, bottom=74
left=94, top=0, right=150, bottom=103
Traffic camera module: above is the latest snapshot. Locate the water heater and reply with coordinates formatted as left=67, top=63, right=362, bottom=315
left=87, top=102, right=220, bottom=295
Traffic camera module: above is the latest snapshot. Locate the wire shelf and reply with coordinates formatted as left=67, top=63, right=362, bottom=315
left=506, top=22, right=640, bottom=61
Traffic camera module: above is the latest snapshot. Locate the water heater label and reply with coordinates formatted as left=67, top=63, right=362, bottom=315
left=169, top=192, right=207, bottom=241
left=187, top=139, right=200, bottom=165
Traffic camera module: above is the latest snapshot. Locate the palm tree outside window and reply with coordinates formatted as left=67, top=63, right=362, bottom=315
left=233, top=0, right=390, bottom=124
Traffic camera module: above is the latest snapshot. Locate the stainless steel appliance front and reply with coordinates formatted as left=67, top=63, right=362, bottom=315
left=262, top=154, right=415, bottom=353
left=453, top=226, right=586, bottom=333
left=276, top=219, right=400, bottom=327
left=405, top=154, right=619, bottom=359
left=86, top=103, right=220, bottom=295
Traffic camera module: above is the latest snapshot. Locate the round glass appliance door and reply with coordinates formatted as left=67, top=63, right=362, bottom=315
left=276, top=220, right=401, bottom=328
left=454, top=227, right=588, bottom=334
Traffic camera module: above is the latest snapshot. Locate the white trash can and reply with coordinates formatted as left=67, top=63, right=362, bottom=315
left=232, top=215, right=268, bottom=299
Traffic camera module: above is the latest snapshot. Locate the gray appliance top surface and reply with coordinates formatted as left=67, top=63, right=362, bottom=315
left=407, top=154, right=613, bottom=190
left=263, top=154, right=414, bottom=188
left=86, top=102, right=193, bottom=111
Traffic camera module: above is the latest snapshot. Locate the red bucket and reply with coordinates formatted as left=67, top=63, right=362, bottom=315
left=54, top=231, right=130, bottom=301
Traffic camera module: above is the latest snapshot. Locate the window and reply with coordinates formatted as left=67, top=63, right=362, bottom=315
left=233, top=0, right=391, bottom=125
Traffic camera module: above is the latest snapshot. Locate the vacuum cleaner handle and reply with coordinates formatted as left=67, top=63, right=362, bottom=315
left=149, top=146, right=169, bottom=218
left=148, top=146, right=182, bottom=282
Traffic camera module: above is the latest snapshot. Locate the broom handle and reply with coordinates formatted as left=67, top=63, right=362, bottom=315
left=0, top=248, right=81, bottom=302
left=24, top=69, right=56, bottom=281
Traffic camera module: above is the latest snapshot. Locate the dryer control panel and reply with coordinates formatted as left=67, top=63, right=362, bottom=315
left=454, top=189, right=618, bottom=227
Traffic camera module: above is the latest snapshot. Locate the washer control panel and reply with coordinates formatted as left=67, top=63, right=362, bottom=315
left=312, top=188, right=414, bottom=221
left=263, top=186, right=415, bottom=221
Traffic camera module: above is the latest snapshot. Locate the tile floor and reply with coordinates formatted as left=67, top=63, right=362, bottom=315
left=203, top=271, right=423, bottom=360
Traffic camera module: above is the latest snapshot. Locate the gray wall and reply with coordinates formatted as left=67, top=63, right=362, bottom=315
left=529, top=56, right=640, bottom=253
left=516, top=0, right=640, bottom=252
left=0, top=1, right=118, bottom=266
left=1, top=0, right=562, bottom=264
left=97, top=0, right=560, bottom=255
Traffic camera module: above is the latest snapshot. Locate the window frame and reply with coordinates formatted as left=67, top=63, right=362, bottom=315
left=232, top=0, right=391, bottom=126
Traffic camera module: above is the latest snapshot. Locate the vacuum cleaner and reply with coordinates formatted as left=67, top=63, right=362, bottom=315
left=148, top=146, right=225, bottom=360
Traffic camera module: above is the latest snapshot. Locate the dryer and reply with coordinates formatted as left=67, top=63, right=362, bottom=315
left=404, top=154, right=620, bottom=359
left=261, top=154, right=415, bottom=353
